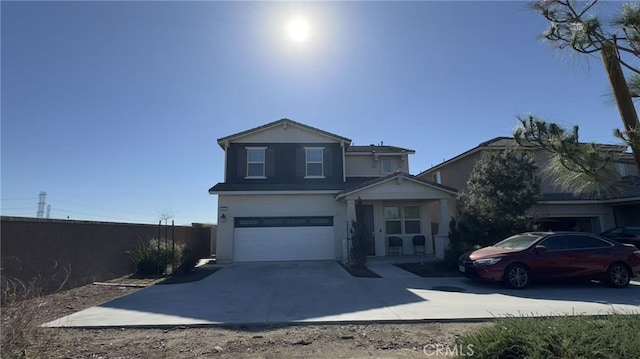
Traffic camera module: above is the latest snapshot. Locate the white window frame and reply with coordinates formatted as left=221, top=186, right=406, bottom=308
left=245, top=147, right=266, bottom=179
left=384, top=205, right=421, bottom=235
left=403, top=206, right=421, bottom=234
left=617, top=163, right=627, bottom=177
left=433, top=171, right=441, bottom=184
left=381, top=158, right=393, bottom=174
left=305, top=147, right=325, bottom=178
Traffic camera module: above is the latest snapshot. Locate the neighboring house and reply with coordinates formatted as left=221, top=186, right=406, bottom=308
left=209, top=118, right=457, bottom=263
left=417, top=137, right=640, bottom=233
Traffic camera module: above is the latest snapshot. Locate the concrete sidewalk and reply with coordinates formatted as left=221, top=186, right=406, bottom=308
left=366, top=262, right=421, bottom=278
left=44, top=261, right=640, bottom=328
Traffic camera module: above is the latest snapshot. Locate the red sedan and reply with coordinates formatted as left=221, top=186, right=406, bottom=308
left=458, top=232, right=640, bottom=289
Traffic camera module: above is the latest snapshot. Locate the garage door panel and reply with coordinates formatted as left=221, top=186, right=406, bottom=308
left=234, top=227, right=334, bottom=262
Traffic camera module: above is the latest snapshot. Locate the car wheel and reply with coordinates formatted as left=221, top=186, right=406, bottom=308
left=607, top=263, right=631, bottom=288
left=504, top=264, right=530, bottom=289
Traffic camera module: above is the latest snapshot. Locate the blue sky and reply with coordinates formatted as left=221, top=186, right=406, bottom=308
left=1, top=1, right=630, bottom=225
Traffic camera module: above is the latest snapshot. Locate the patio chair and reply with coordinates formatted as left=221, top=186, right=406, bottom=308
left=412, top=235, right=426, bottom=255
left=388, top=236, right=403, bottom=256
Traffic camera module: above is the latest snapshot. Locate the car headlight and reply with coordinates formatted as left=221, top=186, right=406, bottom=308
left=474, top=257, right=502, bottom=266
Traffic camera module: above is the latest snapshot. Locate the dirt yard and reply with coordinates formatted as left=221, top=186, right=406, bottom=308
left=3, top=278, right=490, bottom=358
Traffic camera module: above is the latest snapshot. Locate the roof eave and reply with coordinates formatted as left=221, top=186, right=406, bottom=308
left=335, top=173, right=458, bottom=200
left=216, top=119, right=352, bottom=149
left=346, top=151, right=416, bottom=156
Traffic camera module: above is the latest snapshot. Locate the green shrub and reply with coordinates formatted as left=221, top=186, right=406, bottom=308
left=176, top=246, right=198, bottom=275
left=127, top=239, right=172, bottom=277
left=443, top=218, right=476, bottom=270
left=127, top=238, right=200, bottom=277
left=458, top=314, right=640, bottom=359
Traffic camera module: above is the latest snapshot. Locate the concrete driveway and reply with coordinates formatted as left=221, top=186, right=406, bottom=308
left=44, top=261, right=640, bottom=328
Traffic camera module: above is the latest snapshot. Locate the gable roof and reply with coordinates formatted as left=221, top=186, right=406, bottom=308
left=415, top=136, right=512, bottom=177
left=217, top=118, right=352, bottom=148
left=539, top=175, right=640, bottom=202
left=335, top=171, right=457, bottom=199
left=346, top=145, right=415, bottom=154
left=417, top=136, right=629, bottom=177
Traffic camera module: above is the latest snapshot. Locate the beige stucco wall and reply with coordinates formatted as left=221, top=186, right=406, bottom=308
left=417, top=145, right=632, bottom=234
left=418, top=151, right=482, bottom=220
left=342, top=177, right=454, bottom=202
left=419, top=148, right=570, bottom=194
left=429, top=151, right=482, bottom=192
left=230, top=124, right=342, bottom=144
left=345, top=154, right=409, bottom=177
left=618, top=160, right=639, bottom=176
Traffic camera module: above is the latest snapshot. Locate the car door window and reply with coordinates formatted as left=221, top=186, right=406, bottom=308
left=623, top=228, right=640, bottom=238
left=565, top=235, right=612, bottom=249
left=603, top=228, right=623, bottom=236
left=539, top=236, right=568, bottom=251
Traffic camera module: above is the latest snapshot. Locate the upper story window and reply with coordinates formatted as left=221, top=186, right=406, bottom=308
left=305, top=147, right=324, bottom=178
left=433, top=171, right=441, bottom=184
left=246, top=147, right=266, bottom=178
left=617, top=163, right=627, bottom=177
left=381, top=158, right=393, bottom=174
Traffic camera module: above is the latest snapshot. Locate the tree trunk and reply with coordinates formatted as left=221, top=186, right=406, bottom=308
left=601, top=42, right=640, bottom=169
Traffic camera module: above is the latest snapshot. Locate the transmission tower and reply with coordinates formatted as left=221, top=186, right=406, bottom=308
left=46, top=205, right=51, bottom=219
left=37, top=191, right=47, bottom=218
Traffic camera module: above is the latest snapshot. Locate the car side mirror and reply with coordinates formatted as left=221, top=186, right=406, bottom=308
left=534, top=245, right=547, bottom=253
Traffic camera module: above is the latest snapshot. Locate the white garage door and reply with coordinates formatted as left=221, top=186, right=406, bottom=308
left=233, top=217, right=335, bottom=262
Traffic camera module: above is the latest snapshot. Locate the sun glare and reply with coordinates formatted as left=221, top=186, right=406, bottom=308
left=286, top=16, right=310, bottom=43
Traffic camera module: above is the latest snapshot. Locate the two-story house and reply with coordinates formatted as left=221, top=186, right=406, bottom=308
left=417, top=137, right=640, bottom=234
left=209, top=119, right=457, bottom=263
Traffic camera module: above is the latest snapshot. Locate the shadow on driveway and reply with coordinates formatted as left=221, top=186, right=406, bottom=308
left=453, top=277, right=640, bottom=307
left=43, top=262, right=640, bottom=328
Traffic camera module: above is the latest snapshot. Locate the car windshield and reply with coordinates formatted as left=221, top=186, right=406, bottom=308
left=493, top=234, right=543, bottom=250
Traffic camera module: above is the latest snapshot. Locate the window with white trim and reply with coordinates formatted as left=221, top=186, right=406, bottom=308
left=433, top=171, right=441, bottom=184
left=305, top=147, right=324, bottom=177
left=246, top=147, right=266, bottom=178
left=381, top=158, right=393, bottom=174
left=617, top=163, right=627, bottom=177
left=384, top=206, right=421, bottom=234
left=403, top=206, right=421, bottom=234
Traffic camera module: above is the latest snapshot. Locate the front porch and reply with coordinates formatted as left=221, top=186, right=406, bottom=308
left=336, top=173, right=458, bottom=262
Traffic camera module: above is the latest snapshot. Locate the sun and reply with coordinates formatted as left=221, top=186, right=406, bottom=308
left=286, top=16, right=310, bottom=43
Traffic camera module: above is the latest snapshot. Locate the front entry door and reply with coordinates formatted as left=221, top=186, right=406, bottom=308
left=362, top=205, right=375, bottom=255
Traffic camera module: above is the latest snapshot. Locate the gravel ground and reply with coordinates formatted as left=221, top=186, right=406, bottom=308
left=3, top=277, right=490, bottom=358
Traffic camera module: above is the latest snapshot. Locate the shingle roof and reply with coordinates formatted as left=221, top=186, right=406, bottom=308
left=217, top=118, right=352, bottom=148
left=478, top=136, right=516, bottom=147
left=418, top=136, right=630, bottom=177
left=539, top=176, right=640, bottom=202
left=335, top=172, right=457, bottom=199
left=208, top=182, right=350, bottom=193
left=346, top=145, right=415, bottom=154
left=208, top=173, right=459, bottom=195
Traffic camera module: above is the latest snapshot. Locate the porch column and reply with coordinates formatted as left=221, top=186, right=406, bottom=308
left=434, top=198, right=450, bottom=259
left=344, top=199, right=357, bottom=263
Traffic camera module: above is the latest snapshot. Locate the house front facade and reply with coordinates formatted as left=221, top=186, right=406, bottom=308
left=209, top=119, right=456, bottom=263
left=417, top=137, right=640, bottom=233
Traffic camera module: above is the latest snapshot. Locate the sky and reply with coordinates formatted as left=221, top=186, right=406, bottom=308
left=1, top=0, right=632, bottom=225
